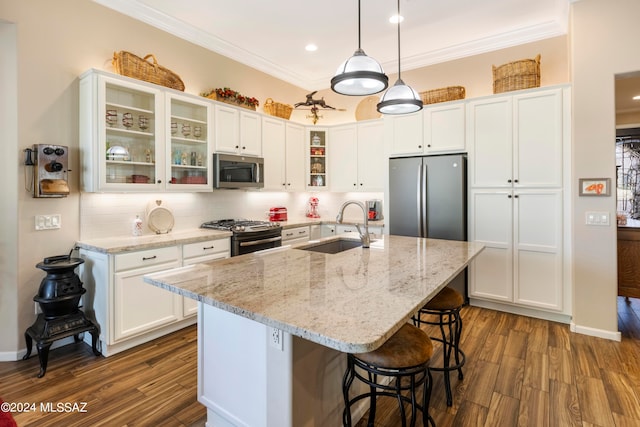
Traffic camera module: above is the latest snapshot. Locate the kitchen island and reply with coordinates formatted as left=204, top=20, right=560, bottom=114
left=144, top=235, right=484, bottom=427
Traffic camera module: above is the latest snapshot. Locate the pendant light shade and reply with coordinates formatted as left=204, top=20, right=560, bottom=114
left=377, top=0, right=423, bottom=114
left=331, top=0, right=388, bottom=96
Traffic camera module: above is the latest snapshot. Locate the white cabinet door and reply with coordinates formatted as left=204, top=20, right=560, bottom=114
left=285, top=123, right=306, bottom=191
left=113, top=259, right=182, bottom=342
left=357, top=120, right=385, bottom=191
left=468, top=190, right=513, bottom=302
left=385, top=111, right=423, bottom=156
left=514, top=190, right=563, bottom=310
left=214, top=105, right=240, bottom=154
left=262, top=117, right=286, bottom=190
left=424, top=101, right=465, bottom=154
left=240, top=111, right=262, bottom=156
left=469, top=189, right=563, bottom=311
left=282, top=226, right=310, bottom=245
left=467, top=96, right=512, bottom=188
left=329, top=125, right=358, bottom=192
left=513, top=88, right=563, bottom=188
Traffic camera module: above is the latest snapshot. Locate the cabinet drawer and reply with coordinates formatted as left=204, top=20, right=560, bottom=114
left=115, top=246, right=180, bottom=272
left=183, top=239, right=231, bottom=259
left=282, top=226, right=309, bottom=242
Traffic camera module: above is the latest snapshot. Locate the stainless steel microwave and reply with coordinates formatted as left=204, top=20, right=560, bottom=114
left=212, top=153, right=264, bottom=189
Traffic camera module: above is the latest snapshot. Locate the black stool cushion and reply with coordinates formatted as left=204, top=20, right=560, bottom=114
left=424, top=287, right=463, bottom=311
left=354, top=323, right=433, bottom=369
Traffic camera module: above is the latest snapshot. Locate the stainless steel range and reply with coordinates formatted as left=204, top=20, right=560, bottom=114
left=201, top=219, right=282, bottom=256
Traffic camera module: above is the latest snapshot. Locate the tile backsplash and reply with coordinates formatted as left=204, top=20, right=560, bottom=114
left=80, top=191, right=383, bottom=239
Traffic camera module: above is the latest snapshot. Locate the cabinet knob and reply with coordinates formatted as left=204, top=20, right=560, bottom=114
left=427, top=144, right=431, bottom=148
left=508, top=194, right=512, bottom=198
left=514, top=179, right=519, bottom=183
left=359, top=183, right=363, bottom=186
left=287, top=183, right=291, bottom=186
left=418, top=145, right=422, bottom=149
left=242, top=146, right=246, bottom=150
left=157, top=180, right=162, bottom=184
left=514, top=194, right=519, bottom=198
left=507, top=179, right=512, bottom=183
left=353, top=183, right=357, bottom=186
left=235, top=145, right=239, bottom=149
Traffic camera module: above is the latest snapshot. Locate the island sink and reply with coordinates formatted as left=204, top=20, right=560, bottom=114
left=299, top=238, right=363, bottom=254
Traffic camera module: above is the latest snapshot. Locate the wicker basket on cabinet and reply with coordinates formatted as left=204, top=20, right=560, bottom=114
left=112, top=51, right=185, bottom=91
left=419, top=86, right=466, bottom=105
left=492, top=54, right=541, bottom=94
left=263, top=98, right=293, bottom=120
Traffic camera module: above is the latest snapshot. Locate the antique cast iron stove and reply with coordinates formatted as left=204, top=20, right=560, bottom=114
left=23, top=255, right=101, bottom=377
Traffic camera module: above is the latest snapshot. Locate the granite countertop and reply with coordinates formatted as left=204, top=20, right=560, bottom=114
left=144, top=235, right=484, bottom=353
left=75, top=229, right=232, bottom=254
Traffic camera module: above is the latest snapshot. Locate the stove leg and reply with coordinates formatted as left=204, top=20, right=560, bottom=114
left=89, top=329, right=101, bottom=356
left=36, top=343, right=52, bottom=378
left=22, top=332, right=33, bottom=360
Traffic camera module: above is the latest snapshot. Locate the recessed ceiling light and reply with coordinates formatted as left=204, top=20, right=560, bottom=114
left=305, top=44, right=318, bottom=52
left=633, top=95, right=640, bottom=101
left=389, top=14, right=404, bottom=24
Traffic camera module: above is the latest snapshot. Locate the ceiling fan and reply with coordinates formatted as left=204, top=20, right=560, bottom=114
left=294, top=91, right=345, bottom=124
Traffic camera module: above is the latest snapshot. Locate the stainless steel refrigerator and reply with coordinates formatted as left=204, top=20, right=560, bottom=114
left=388, top=154, right=467, bottom=298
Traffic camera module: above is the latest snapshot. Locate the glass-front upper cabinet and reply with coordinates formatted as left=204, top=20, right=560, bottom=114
left=166, top=94, right=212, bottom=190
left=307, top=128, right=328, bottom=190
left=79, top=69, right=213, bottom=192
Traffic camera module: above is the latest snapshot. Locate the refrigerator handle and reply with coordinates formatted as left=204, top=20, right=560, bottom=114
left=421, top=162, right=428, bottom=238
left=416, top=163, right=423, bottom=237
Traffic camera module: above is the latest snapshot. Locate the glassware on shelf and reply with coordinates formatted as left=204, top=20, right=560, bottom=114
left=138, top=115, right=149, bottom=131
left=122, top=112, right=133, bottom=129
left=106, top=109, right=117, bottom=127
left=181, top=123, right=191, bottom=138
left=171, top=122, right=177, bottom=135
left=193, top=126, right=202, bottom=139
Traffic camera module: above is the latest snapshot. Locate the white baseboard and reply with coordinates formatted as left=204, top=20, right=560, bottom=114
left=0, top=336, right=76, bottom=362
left=570, top=322, right=622, bottom=342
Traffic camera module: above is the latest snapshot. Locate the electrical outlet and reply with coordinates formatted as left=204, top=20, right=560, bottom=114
left=269, top=326, right=283, bottom=351
left=35, top=214, right=61, bottom=230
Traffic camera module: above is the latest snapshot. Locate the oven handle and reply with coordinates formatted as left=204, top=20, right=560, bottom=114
left=239, top=236, right=282, bottom=247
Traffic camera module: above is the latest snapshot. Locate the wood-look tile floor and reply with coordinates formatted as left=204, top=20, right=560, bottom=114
left=2, top=297, right=640, bottom=426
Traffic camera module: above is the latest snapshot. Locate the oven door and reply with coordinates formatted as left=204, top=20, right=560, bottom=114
left=232, top=229, right=282, bottom=256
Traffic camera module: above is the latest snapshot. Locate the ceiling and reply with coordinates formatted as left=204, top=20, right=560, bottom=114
left=94, top=0, right=570, bottom=91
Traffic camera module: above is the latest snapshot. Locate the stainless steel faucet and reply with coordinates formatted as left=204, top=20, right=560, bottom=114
left=336, top=201, right=370, bottom=248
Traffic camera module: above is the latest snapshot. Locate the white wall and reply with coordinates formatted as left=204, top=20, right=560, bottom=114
left=569, top=0, right=640, bottom=339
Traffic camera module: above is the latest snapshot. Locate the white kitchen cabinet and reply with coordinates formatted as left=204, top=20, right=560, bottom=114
left=182, top=239, right=231, bottom=317
left=329, top=120, right=385, bottom=192
left=328, top=124, right=357, bottom=192
left=469, top=189, right=563, bottom=311
left=214, top=105, right=262, bottom=156
left=263, top=118, right=305, bottom=191
left=79, top=69, right=213, bottom=192
left=307, top=128, right=328, bottom=190
left=423, top=101, right=466, bottom=154
left=468, top=88, right=563, bottom=189
left=385, top=110, right=423, bottom=156
left=282, top=226, right=310, bottom=246
left=467, top=85, right=570, bottom=317
left=336, top=224, right=384, bottom=237
left=79, top=236, right=230, bottom=356
left=113, top=247, right=182, bottom=342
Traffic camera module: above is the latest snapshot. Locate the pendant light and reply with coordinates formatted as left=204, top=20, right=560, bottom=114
left=331, top=0, right=388, bottom=96
left=377, top=0, right=423, bottom=115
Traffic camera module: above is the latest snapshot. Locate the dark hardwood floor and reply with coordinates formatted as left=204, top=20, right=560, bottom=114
left=2, top=298, right=640, bottom=426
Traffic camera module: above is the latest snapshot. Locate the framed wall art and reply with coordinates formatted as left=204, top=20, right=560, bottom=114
left=579, top=178, right=611, bottom=196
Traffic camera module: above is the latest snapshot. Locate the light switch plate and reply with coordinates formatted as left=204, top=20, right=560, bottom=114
left=585, top=211, right=610, bottom=226
left=35, top=214, right=61, bottom=230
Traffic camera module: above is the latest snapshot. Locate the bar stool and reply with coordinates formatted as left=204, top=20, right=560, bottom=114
left=342, top=323, right=435, bottom=427
left=413, top=287, right=465, bottom=407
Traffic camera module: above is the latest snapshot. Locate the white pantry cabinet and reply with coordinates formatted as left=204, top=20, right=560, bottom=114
left=467, top=86, right=570, bottom=318
left=79, top=236, right=230, bottom=356
left=329, top=120, right=385, bottom=192
left=79, top=69, right=213, bottom=192
left=262, top=117, right=305, bottom=191
left=214, top=105, right=262, bottom=156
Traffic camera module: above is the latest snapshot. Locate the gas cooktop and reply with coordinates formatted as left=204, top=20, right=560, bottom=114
left=200, top=219, right=281, bottom=233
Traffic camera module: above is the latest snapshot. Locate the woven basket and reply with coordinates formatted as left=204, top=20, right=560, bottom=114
left=263, top=98, right=293, bottom=120
left=112, top=51, right=185, bottom=91
left=420, top=86, right=466, bottom=105
left=492, top=54, right=541, bottom=94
